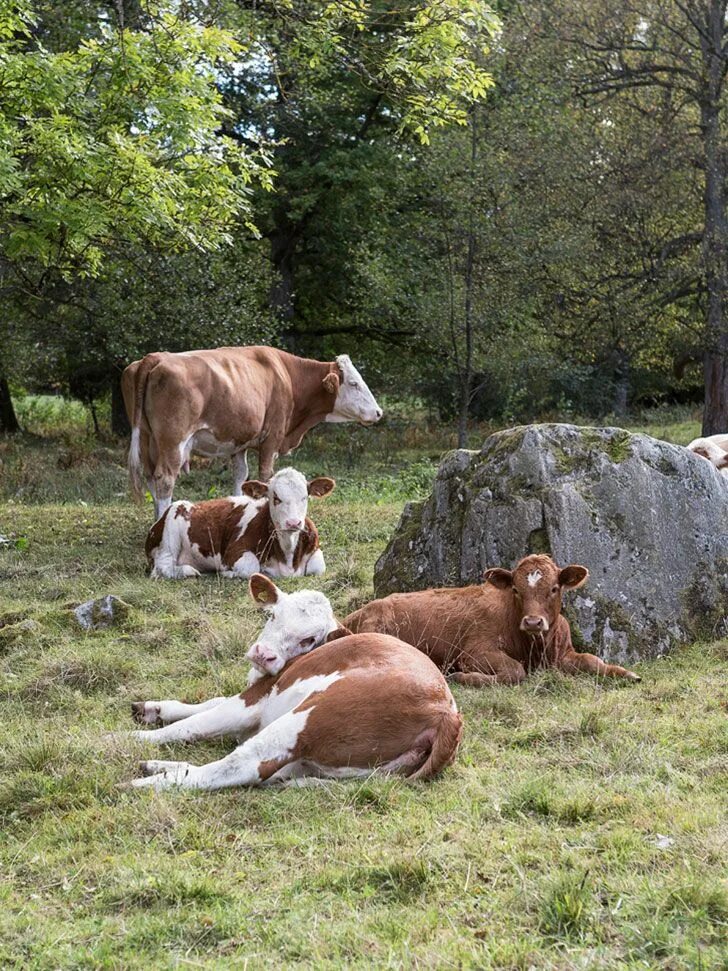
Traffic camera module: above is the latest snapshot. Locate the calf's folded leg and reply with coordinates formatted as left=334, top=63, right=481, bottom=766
left=452, top=643, right=527, bottom=687
left=558, top=651, right=640, bottom=682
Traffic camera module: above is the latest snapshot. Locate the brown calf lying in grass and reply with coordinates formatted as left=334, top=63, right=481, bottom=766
left=128, top=575, right=462, bottom=790
left=345, top=554, right=641, bottom=687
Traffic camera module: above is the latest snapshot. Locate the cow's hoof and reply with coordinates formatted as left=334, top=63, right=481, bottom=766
left=131, top=701, right=161, bottom=725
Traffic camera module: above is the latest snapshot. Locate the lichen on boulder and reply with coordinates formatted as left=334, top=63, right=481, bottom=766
left=374, top=423, right=728, bottom=662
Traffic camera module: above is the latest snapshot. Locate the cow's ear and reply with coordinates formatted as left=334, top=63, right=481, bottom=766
left=242, top=480, right=268, bottom=499
left=249, top=573, right=281, bottom=606
left=559, top=565, right=589, bottom=589
left=322, top=371, right=340, bottom=395
left=308, top=476, right=336, bottom=498
left=326, top=625, right=353, bottom=642
left=484, top=567, right=513, bottom=589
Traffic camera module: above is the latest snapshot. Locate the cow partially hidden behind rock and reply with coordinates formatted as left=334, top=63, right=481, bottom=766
left=128, top=574, right=462, bottom=791
left=687, top=434, right=728, bottom=475
left=145, top=468, right=334, bottom=580
left=345, top=554, right=641, bottom=686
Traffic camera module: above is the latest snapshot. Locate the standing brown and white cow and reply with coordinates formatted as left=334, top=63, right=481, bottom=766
left=344, top=554, right=641, bottom=687
left=121, top=347, right=382, bottom=519
left=127, top=575, right=462, bottom=791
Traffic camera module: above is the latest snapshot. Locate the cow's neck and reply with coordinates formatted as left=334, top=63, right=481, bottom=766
left=274, top=527, right=299, bottom=567
left=280, top=359, right=338, bottom=452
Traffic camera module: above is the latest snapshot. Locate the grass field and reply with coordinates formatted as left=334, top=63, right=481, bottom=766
left=1, top=406, right=726, bottom=968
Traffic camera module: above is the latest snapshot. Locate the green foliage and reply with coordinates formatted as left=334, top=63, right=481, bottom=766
left=0, top=0, right=272, bottom=278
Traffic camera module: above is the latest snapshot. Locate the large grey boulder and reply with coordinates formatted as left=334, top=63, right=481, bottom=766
left=375, top=424, right=728, bottom=661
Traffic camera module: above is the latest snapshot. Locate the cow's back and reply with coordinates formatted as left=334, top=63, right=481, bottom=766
left=142, top=348, right=291, bottom=444
left=345, top=585, right=503, bottom=670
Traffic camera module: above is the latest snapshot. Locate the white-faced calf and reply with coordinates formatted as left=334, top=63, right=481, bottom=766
left=145, top=467, right=334, bottom=580
left=345, top=554, right=641, bottom=686
left=128, top=574, right=462, bottom=791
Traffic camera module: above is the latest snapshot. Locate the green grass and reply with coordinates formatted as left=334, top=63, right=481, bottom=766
left=0, top=414, right=725, bottom=968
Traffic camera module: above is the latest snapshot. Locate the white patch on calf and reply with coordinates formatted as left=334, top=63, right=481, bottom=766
left=326, top=355, right=382, bottom=425
left=224, top=550, right=261, bottom=579
left=527, top=570, right=543, bottom=588
left=260, top=671, right=343, bottom=727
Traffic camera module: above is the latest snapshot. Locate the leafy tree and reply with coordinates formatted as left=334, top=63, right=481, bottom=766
left=0, top=0, right=273, bottom=429
left=552, top=0, right=728, bottom=432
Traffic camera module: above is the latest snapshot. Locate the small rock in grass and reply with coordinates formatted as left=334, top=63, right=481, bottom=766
left=73, top=595, right=131, bottom=631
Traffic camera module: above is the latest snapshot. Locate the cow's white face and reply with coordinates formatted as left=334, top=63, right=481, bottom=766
left=326, top=355, right=383, bottom=425
left=242, top=468, right=335, bottom=533
left=246, top=575, right=338, bottom=675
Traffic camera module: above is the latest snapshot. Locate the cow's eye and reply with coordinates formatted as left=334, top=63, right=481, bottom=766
left=551, top=585, right=559, bottom=594
left=512, top=587, right=520, bottom=597
left=299, top=636, right=316, bottom=648
left=350, top=382, right=360, bottom=390
left=273, top=496, right=281, bottom=506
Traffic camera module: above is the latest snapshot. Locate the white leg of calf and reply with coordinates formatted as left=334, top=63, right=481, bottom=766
left=232, top=450, right=249, bottom=495
left=131, top=707, right=312, bottom=791
left=223, top=551, right=261, bottom=579
left=304, top=549, right=326, bottom=576
left=131, top=695, right=259, bottom=744
left=133, top=697, right=228, bottom=726
left=151, top=555, right=199, bottom=581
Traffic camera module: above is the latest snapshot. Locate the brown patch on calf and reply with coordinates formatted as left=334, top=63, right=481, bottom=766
left=145, top=507, right=171, bottom=563
left=187, top=499, right=248, bottom=561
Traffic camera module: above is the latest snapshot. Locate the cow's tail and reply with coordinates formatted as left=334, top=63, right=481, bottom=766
left=128, top=354, right=160, bottom=501
left=407, top=707, right=463, bottom=782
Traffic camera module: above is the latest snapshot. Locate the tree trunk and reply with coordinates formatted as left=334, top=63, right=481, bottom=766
left=457, top=111, right=478, bottom=449
left=612, top=347, right=629, bottom=418
left=111, top=371, right=130, bottom=436
left=269, top=222, right=297, bottom=346
left=0, top=374, right=20, bottom=433
left=700, top=1, right=728, bottom=435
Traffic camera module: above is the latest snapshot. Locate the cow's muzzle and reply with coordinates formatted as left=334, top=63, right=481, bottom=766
left=246, top=644, right=281, bottom=674
left=520, top=616, right=549, bottom=634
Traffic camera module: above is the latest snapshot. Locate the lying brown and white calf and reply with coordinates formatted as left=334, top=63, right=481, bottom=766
left=344, top=554, right=640, bottom=687
left=687, top=434, right=728, bottom=475
left=145, top=467, right=334, bottom=579
left=128, top=575, right=462, bottom=790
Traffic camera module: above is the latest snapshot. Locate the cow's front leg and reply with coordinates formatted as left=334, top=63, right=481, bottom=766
left=131, top=696, right=228, bottom=726
left=257, top=442, right=279, bottom=482
left=130, top=709, right=307, bottom=791
left=231, top=450, right=249, bottom=495
left=303, top=549, right=326, bottom=576
left=151, top=448, right=182, bottom=520
left=222, top=551, right=261, bottom=579
left=558, top=651, right=641, bottom=682
left=451, top=645, right=527, bottom=687
left=131, top=694, right=260, bottom=743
